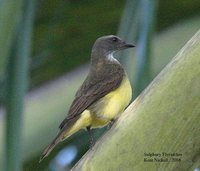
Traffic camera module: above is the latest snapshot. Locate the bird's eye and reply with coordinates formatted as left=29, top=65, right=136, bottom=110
left=112, top=37, right=118, bottom=42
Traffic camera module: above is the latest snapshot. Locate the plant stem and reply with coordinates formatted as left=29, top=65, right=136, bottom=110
left=134, top=0, right=158, bottom=97
left=4, top=1, right=36, bottom=171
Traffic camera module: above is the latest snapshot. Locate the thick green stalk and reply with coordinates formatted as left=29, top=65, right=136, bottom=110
left=0, top=0, right=24, bottom=76
left=117, top=0, right=139, bottom=65
left=71, top=29, right=200, bottom=171
left=4, top=1, right=36, bottom=171
left=117, top=0, right=139, bottom=42
left=0, top=0, right=24, bottom=103
left=134, top=0, right=158, bottom=97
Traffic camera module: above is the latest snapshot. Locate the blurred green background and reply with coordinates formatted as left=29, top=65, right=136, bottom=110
left=0, top=0, right=200, bottom=171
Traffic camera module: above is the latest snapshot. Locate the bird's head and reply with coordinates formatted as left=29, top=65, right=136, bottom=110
left=92, top=35, right=135, bottom=56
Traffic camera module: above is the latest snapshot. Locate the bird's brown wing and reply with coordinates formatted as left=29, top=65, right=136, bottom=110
left=59, top=65, right=124, bottom=129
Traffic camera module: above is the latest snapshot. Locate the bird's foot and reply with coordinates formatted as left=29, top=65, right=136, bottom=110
left=86, top=126, right=95, bottom=148
left=107, top=119, right=115, bottom=130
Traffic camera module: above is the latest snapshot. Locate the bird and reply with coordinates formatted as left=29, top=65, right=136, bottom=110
left=39, top=35, right=135, bottom=162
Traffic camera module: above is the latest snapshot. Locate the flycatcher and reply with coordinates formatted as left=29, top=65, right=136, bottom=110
left=40, top=35, right=135, bottom=162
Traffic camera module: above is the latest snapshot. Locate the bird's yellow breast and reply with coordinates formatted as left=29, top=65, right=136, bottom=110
left=65, top=75, right=132, bottom=137
left=91, top=74, right=132, bottom=127
left=64, top=74, right=132, bottom=138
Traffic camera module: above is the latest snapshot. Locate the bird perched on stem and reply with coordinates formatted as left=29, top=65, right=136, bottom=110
left=40, top=35, right=135, bottom=162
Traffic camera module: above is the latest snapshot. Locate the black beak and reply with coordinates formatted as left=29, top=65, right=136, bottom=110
left=120, top=41, right=135, bottom=49
left=124, top=43, right=135, bottom=48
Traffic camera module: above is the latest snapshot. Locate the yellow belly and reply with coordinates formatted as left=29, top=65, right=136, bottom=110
left=64, top=74, right=132, bottom=138
left=91, top=74, right=132, bottom=127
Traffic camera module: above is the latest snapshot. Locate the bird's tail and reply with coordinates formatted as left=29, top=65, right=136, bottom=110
left=39, top=130, right=65, bottom=163
left=39, top=112, right=89, bottom=162
left=39, top=115, right=81, bottom=162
